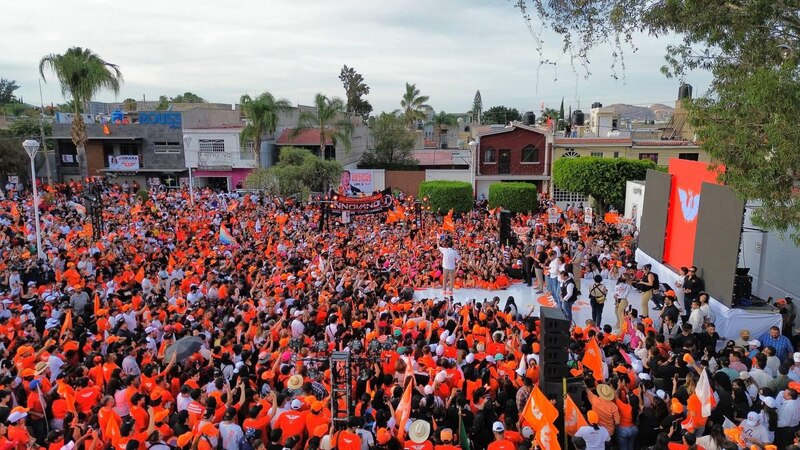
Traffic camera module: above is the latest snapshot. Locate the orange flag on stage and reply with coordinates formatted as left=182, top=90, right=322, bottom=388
left=520, top=385, right=559, bottom=432
left=564, top=395, right=588, bottom=436
left=582, top=337, right=605, bottom=381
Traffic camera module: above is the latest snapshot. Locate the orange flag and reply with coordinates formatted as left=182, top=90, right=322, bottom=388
left=564, top=395, right=588, bottom=436
left=535, top=421, right=561, bottom=450
left=521, top=385, right=559, bottom=432
left=10, top=204, right=20, bottom=220
left=442, top=209, right=455, bottom=233
left=134, top=267, right=145, bottom=284
left=582, top=337, right=605, bottom=381
left=93, top=293, right=101, bottom=317
left=60, top=310, right=72, bottom=340
left=104, top=413, right=121, bottom=445
left=102, top=123, right=111, bottom=135
left=394, top=378, right=415, bottom=441
left=167, top=255, right=176, bottom=272
left=56, top=380, right=77, bottom=414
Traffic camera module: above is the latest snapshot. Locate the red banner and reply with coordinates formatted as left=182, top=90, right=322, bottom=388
left=330, top=188, right=393, bottom=216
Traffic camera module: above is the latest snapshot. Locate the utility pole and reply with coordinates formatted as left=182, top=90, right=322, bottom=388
left=38, top=80, right=52, bottom=185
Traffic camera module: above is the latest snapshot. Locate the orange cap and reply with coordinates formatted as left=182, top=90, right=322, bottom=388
left=311, top=401, right=325, bottom=413
left=671, top=398, right=684, bottom=414
left=587, top=410, right=599, bottom=424
left=377, top=428, right=392, bottom=445
left=440, top=429, right=453, bottom=442
left=177, top=432, right=193, bottom=448
left=21, top=369, right=35, bottom=378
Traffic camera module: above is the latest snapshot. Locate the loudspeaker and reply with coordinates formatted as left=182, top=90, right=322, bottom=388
left=543, top=377, right=585, bottom=411
left=539, top=306, right=570, bottom=383
left=499, top=210, right=513, bottom=246
left=734, top=271, right=753, bottom=300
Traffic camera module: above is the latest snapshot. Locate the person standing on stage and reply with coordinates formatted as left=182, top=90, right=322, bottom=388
left=438, top=237, right=461, bottom=296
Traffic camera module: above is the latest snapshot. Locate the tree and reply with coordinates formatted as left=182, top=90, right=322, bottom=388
left=359, top=113, right=418, bottom=169
left=170, top=92, right=205, bottom=103
left=122, top=98, right=137, bottom=112
left=0, top=78, right=20, bottom=103
left=339, top=65, right=373, bottom=121
left=40, top=47, right=123, bottom=179
left=5, top=118, right=53, bottom=181
left=267, top=147, right=343, bottom=198
left=0, top=139, right=28, bottom=183
left=472, top=90, right=482, bottom=123
left=155, top=95, right=169, bottom=111
left=552, top=157, right=655, bottom=212
left=398, top=83, right=430, bottom=130
left=239, top=92, right=292, bottom=167
left=537, top=108, right=559, bottom=126
left=514, top=0, right=800, bottom=240
left=294, top=93, right=354, bottom=157
left=243, top=168, right=280, bottom=194
left=482, top=106, right=521, bottom=125
left=431, top=111, right=457, bottom=148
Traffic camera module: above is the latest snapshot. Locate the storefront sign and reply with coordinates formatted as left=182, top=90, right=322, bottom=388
left=139, top=112, right=182, bottom=129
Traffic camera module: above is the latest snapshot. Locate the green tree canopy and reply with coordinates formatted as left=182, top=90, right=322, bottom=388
left=122, top=98, right=137, bottom=112
left=482, top=106, right=521, bottom=125
left=170, top=92, right=205, bottom=103
left=240, top=92, right=292, bottom=167
left=155, top=95, right=169, bottom=111
left=261, top=147, right=343, bottom=199
left=360, top=113, right=418, bottom=169
left=472, top=90, right=482, bottom=123
left=398, top=83, right=430, bottom=130
left=552, top=157, right=655, bottom=212
left=39, top=46, right=123, bottom=179
left=294, top=93, right=353, bottom=156
left=339, top=65, right=372, bottom=121
left=514, top=0, right=800, bottom=241
left=0, top=78, right=20, bottom=103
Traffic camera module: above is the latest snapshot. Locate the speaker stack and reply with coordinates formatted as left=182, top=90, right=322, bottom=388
left=539, top=306, right=584, bottom=410
left=499, top=210, right=514, bottom=247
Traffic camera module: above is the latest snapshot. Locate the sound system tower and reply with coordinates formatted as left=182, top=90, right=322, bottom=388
left=499, top=210, right=514, bottom=247
left=539, top=306, right=584, bottom=409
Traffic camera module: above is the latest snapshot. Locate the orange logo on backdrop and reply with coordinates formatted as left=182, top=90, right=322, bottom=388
left=663, top=160, right=722, bottom=270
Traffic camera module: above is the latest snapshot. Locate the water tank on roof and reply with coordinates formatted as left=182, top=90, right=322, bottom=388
left=572, top=110, right=585, bottom=126
left=591, top=102, right=603, bottom=109
left=679, top=83, right=693, bottom=100
left=522, top=111, right=536, bottom=126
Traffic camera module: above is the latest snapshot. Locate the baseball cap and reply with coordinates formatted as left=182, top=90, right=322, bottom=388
left=492, top=421, right=505, bottom=432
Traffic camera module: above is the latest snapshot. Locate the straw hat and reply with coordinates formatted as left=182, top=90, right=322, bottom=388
left=408, top=420, right=431, bottom=443
left=287, top=374, right=303, bottom=390
left=597, top=384, right=615, bottom=401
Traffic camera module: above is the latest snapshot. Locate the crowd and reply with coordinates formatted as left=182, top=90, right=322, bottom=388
left=0, top=179, right=797, bottom=450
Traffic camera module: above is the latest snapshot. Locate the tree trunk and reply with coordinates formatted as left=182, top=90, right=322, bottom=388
left=77, top=143, right=89, bottom=180
left=71, top=106, right=88, bottom=181
left=253, top=138, right=261, bottom=169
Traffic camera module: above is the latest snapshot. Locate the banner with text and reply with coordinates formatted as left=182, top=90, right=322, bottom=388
left=330, top=188, right=393, bottom=215
left=108, top=155, right=140, bottom=171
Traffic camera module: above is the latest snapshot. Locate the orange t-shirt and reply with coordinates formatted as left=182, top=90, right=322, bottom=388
left=275, top=410, right=308, bottom=444
left=337, top=431, right=362, bottom=450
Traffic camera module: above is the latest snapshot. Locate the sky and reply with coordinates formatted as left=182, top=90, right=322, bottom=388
left=2, top=0, right=713, bottom=115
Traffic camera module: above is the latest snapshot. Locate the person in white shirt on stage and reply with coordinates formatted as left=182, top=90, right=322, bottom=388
left=438, top=237, right=461, bottom=296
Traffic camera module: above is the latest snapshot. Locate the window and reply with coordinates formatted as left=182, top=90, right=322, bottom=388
left=552, top=187, right=587, bottom=203
left=154, top=141, right=182, bottom=154
left=241, top=141, right=255, bottom=160
left=562, top=150, right=580, bottom=158
left=521, top=145, right=540, bottom=163
left=103, top=143, right=114, bottom=168
left=679, top=153, right=699, bottom=161
left=484, top=147, right=496, bottom=163
left=60, top=142, right=78, bottom=166
left=613, top=152, right=620, bottom=158
left=639, top=153, right=659, bottom=164
left=119, top=143, right=143, bottom=167
left=590, top=151, right=603, bottom=158
left=198, top=139, right=225, bottom=152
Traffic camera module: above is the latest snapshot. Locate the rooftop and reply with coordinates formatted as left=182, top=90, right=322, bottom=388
left=276, top=128, right=333, bottom=146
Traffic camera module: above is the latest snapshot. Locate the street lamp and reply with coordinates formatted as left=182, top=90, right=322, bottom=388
left=22, top=140, right=45, bottom=260
left=468, top=140, right=478, bottom=198
left=183, top=136, right=195, bottom=205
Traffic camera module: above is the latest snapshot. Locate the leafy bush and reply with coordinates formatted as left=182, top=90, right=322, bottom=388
left=261, top=147, right=343, bottom=199
left=136, top=189, right=149, bottom=202
left=488, top=182, right=538, bottom=213
left=244, top=168, right=280, bottom=194
left=418, top=180, right=473, bottom=214
left=552, top=157, right=655, bottom=210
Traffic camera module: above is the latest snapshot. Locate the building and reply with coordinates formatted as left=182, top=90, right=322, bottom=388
left=183, top=125, right=257, bottom=192
left=52, top=112, right=187, bottom=187
left=473, top=123, right=552, bottom=199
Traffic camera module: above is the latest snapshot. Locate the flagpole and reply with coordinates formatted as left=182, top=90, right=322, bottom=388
left=563, top=377, right=568, bottom=450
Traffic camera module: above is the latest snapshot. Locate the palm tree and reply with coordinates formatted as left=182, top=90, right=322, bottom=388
left=293, top=93, right=353, bottom=158
left=39, top=47, right=123, bottom=180
left=431, top=111, right=457, bottom=148
left=240, top=92, right=292, bottom=167
left=398, top=83, right=431, bottom=130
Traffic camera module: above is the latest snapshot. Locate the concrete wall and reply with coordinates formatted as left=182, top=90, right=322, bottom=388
left=740, top=206, right=800, bottom=300
left=182, top=108, right=242, bottom=129
left=385, top=171, right=426, bottom=196
left=425, top=169, right=471, bottom=183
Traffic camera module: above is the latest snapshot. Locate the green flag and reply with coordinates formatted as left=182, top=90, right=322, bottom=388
left=459, top=415, right=470, bottom=450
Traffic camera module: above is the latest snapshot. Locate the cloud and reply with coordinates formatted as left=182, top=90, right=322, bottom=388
left=2, top=0, right=712, bottom=113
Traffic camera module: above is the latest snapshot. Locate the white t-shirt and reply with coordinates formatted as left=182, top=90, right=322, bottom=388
left=574, top=425, right=610, bottom=450
left=439, top=247, right=460, bottom=270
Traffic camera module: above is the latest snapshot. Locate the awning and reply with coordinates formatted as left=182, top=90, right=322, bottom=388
left=99, top=168, right=188, bottom=173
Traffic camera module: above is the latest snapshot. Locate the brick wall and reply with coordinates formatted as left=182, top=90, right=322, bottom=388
left=478, top=128, right=547, bottom=176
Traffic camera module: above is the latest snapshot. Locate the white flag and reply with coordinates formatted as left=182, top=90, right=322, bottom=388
left=255, top=218, right=262, bottom=233
left=696, top=369, right=713, bottom=417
